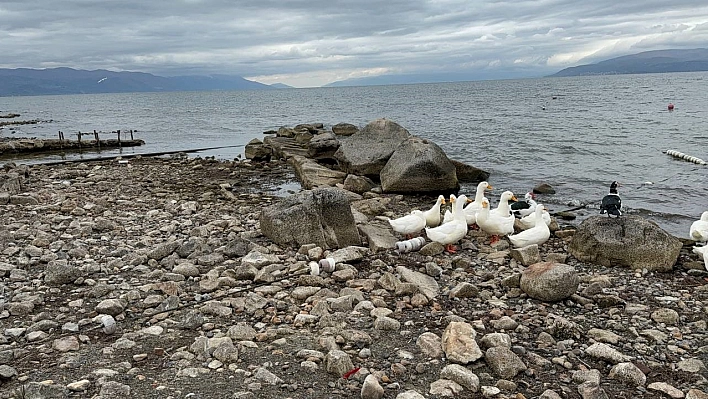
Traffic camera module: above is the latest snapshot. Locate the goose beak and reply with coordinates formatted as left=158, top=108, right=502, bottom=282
left=487, top=184, right=493, bottom=190
left=511, top=195, right=518, bottom=202
left=466, top=198, right=473, bottom=203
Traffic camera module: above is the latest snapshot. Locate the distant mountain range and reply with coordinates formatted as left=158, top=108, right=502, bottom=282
left=0, top=67, right=281, bottom=96
left=550, top=48, right=708, bottom=77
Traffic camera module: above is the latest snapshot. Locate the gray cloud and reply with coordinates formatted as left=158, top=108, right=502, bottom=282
left=1, top=0, right=707, bottom=86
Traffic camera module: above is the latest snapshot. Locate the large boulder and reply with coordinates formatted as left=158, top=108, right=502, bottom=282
left=260, top=187, right=361, bottom=249
left=333, top=118, right=411, bottom=176
left=287, top=155, right=347, bottom=189
left=380, top=137, right=458, bottom=193
left=568, top=215, right=682, bottom=272
left=451, top=160, right=490, bottom=183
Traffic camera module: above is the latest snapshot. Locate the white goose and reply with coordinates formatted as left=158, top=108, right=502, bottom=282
left=476, top=198, right=515, bottom=243
left=389, top=210, right=426, bottom=238
left=442, top=194, right=473, bottom=224
left=692, top=245, right=708, bottom=271
left=508, top=205, right=551, bottom=248
left=689, top=211, right=708, bottom=243
left=423, top=195, right=446, bottom=227
left=490, top=191, right=518, bottom=218
left=463, top=181, right=493, bottom=225
left=426, top=194, right=468, bottom=253
left=518, top=205, right=552, bottom=230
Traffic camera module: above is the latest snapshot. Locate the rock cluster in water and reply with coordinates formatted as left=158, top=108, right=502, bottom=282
left=0, top=155, right=706, bottom=398
left=246, top=118, right=490, bottom=193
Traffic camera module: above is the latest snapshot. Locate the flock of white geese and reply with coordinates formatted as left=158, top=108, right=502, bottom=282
left=389, top=181, right=708, bottom=270
left=388, top=181, right=552, bottom=254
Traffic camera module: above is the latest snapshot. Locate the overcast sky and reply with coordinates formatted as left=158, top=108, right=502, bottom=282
left=1, top=0, right=707, bottom=87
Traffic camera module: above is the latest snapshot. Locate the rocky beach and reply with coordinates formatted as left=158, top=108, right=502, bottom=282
left=1, top=117, right=707, bottom=399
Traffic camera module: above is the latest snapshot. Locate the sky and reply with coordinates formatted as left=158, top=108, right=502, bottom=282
left=1, top=0, right=708, bottom=88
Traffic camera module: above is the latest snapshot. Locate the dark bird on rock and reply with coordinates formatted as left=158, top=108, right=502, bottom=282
left=600, top=181, right=622, bottom=217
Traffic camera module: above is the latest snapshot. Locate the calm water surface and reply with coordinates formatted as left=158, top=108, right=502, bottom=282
left=1, top=72, right=707, bottom=237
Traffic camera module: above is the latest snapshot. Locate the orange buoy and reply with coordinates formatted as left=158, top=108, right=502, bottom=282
left=668, top=103, right=675, bottom=111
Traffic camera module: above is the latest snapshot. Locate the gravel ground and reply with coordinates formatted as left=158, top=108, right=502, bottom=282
left=0, top=156, right=707, bottom=399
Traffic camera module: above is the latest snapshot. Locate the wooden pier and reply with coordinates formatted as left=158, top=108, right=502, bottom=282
left=0, top=130, right=144, bottom=156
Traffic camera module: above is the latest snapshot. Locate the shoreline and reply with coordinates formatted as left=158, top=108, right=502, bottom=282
left=0, top=156, right=706, bottom=398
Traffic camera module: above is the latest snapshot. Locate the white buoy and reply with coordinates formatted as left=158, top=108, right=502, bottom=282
left=664, top=150, right=707, bottom=165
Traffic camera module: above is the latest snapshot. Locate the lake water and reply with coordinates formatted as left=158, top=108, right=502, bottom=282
left=1, top=72, right=707, bottom=238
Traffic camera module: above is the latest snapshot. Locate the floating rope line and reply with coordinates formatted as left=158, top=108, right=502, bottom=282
left=664, top=149, right=707, bottom=165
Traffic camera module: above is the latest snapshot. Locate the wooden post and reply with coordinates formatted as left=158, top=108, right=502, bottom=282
left=117, top=130, right=121, bottom=146
left=58, top=130, right=64, bottom=141
left=130, top=129, right=134, bottom=140
left=77, top=131, right=82, bottom=142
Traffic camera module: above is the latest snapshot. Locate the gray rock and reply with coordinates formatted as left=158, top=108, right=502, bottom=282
left=569, top=215, right=682, bottom=271
left=380, top=136, right=458, bottom=193
left=686, top=389, right=708, bottom=399
left=332, top=122, right=359, bottom=136
left=358, top=224, right=397, bottom=252
left=429, top=379, right=464, bottom=397
left=361, top=374, right=384, bottom=399
left=254, top=367, right=283, bottom=384
left=241, top=250, right=279, bottom=269
left=172, top=263, right=200, bottom=277
left=450, top=159, right=490, bottom=183
left=10, top=195, right=39, bottom=205
left=53, top=336, right=80, bottom=352
left=608, top=362, right=646, bottom=386
left=397, top=266, right=439, bottom=300
left=533, top=183, right=556, bottom=194
left=343, top=174, right=376, bottom=194
left=44, top=260, right=82, bottom=285
left=287, top=155, right=347, bottom=189
left=572, top=369, right=602, bottom=385
left=99, top=381, right=131, bottom=396
left=442, top=321, right=483, bottom=364
left=222, top=237, right=255, bottom=258
left=587, top=328, right=621, bottom=344
left=540, top=390, right=563, bottom=399
left=307, top=132, right=341, bottom=159
left=334, top=118, right=411, bottom=176
left=15, top=382, right=69, bottom=399
left=374, top=316, right=400, bottom=331
left=651, top=307, right=680, bottom=325
left=396, top=391, right=426, bottom=399
left=520, top=262, right=579, bottom=302
left=677, top=358, right=706, bottom=373
left=448, top=282, right=479, bottom=299
left=148, top=240, right=180, bottom=260
left=325, top=349, right=354, bottom=377
left=227, top=322, right=257, bottom=341
left=647, top=382, right=685, bottom=398
left=440, top=364, right=480, bottom=392
left=585, top=342, right=632, bottom=364
left=244, top=138, right=272, bottom=161
left=484, top=346, right=527, bottom=379
left=479, top=332, right=512, bottom=349
left=510, top=244, right=541, bottom=266
left=260, top=187, right=361, bottom=249
left=95, top=299, right=125, bottom=316
left=416, top=332, right=443, bottom=358
left=0, top=364, right=17, bottom=379
left=577, top=382, right=610, bottom=399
